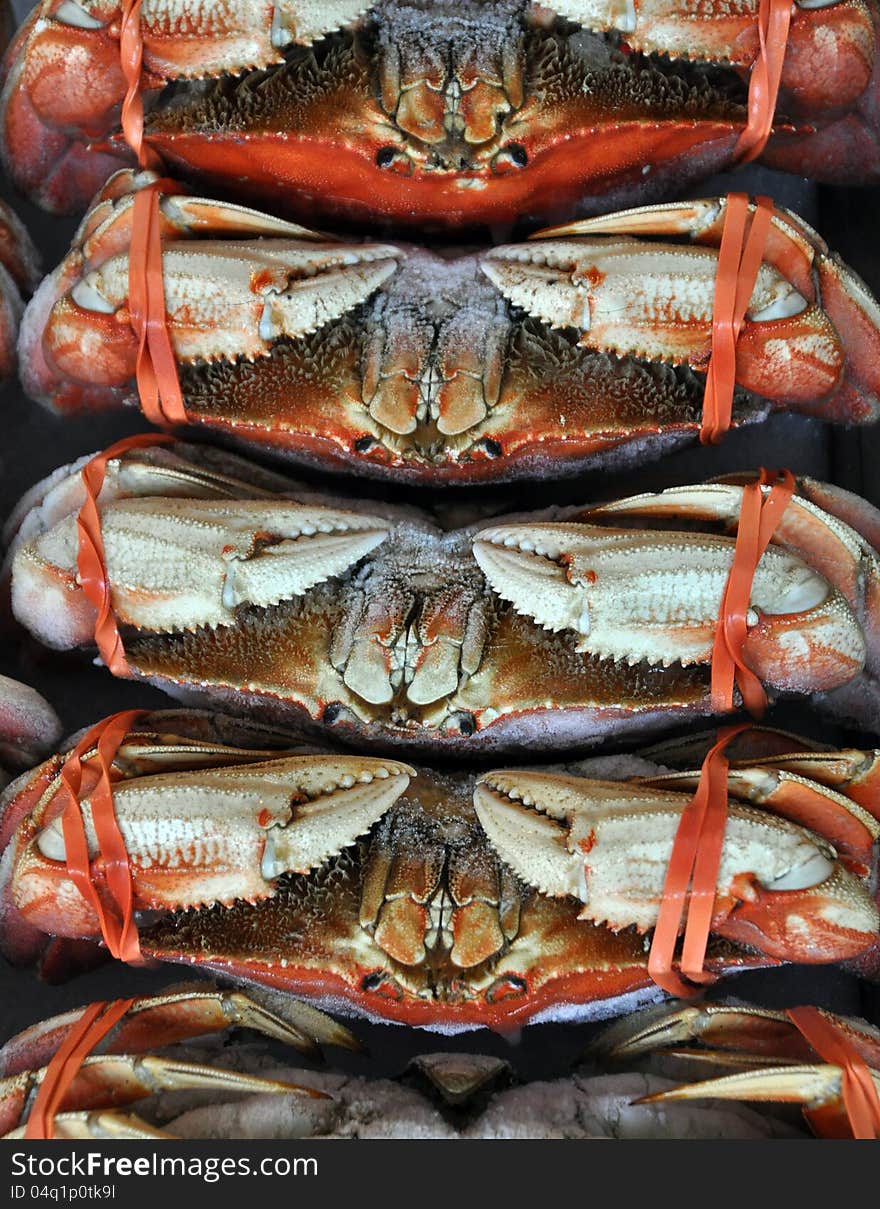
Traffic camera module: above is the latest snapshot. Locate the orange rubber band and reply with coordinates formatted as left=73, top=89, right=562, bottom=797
left=786, top=1006, right=880, bottom=1139
left=647, top=722, right=753, bottom=998
left=58, top=711, right=147, bottom=965
left=24, top=999, right=136, bottom=1139
left=119, top=0, right=187, bottom=427
left=711, top=467, right=795, bottom=715
left=77, top=432, right=175, bottom=676
left=701, top=193, right=774, bottom=445
left=735, top=0, right=792, bottom=164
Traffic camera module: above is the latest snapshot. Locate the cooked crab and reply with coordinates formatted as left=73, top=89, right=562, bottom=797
left=3, top=1, right=880, bottom=229
left=1, top=708, right=877, bottom=1030
left=19, top=176, right=880, bottom=483
left=594, top=999, right=880, bottom=1139
left=6, top=439, right=879, bottom=751
left=0, top=991, right=803, bottom=1138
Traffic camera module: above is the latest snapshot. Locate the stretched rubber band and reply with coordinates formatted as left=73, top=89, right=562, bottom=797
left=701, top=194, right=774, bottom=445
left=647, top=722, right=753, bottom=998
left=711, top=467, right=795, bottom=715
left=77, top=432, right=175, bottom=676
left=119, top=0, right=187, bottom=427
left=59, top=711, right=146, bottom=965
left=735, top=0, right=792, bottom=164
left=786, top=1006, right=880, bottom=1139
left=24, top=999, right=136, bottom=1139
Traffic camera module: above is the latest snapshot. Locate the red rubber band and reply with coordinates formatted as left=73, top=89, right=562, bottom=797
left=647, top=722, right=753, bottom=998
left=119, top=0, right=187, bottom=427
left=787, top=1006, right=880, bottom=1139
left=59, top=711, right=147, bottom=965
left=711, top=467, right=796, bottom=715
left=735, top=0, right=792, bottom=164
left=701, top=194, right=774, bottom=445
left=24, top=999, right=136, bottom=1139
left=76, top=433, right=175, bottom=676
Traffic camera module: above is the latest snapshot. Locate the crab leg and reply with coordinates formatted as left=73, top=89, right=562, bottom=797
left=593, top=1000, right=880, bottom=1067
left=744, top=751, right=880, bottom=817
left=0, top=987, right=359, bottom=1077
left=637, top=1063, right=880, bottom=1139
left=472, top=521, right=865, bottom=695
left=2, top=439, right=295, bottom=563
left=473, top=771, right=879, bottom=963
left=0, top=1051, right=323, bottom=1138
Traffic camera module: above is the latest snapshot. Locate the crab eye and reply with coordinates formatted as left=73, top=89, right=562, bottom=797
left=376, top=147, right=397, bottom=168
left=491, top=144, right=529, bottom=174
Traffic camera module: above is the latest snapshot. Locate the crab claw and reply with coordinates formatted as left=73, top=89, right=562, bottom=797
left=547, top=198, right=880, bottom=422
left=472, top=521, right=865, bottom=695
left=43, top=238, right=400, bottom=389
left=473, top=770, right=879, bottom=963
left=482, top=234, right=845, bottom=411
left=0, top=1051, right=324, bottom=1139
left=12, top=498, right=390, bottom=649
left=9, top=753, right=412, bottom=942
left=3, top=1111, right=173, bottom=1140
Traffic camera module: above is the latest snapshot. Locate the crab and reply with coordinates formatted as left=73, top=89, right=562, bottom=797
left=3, top=1, right=880, bottom=229
left=1, top=708, right=878, bottom=1030
left=0, top=990, right=805, bottom=1139
left=6, top=439, right=880, bottom=751
left=18, top=175, right=880, bottom=485
left=594, top=999, right=880, bottom=1139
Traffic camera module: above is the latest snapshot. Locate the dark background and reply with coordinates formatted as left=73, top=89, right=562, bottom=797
left=0, top=0, right=877, bottom=1087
